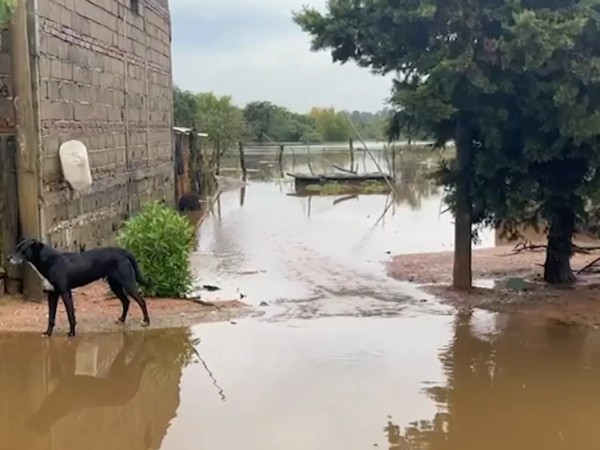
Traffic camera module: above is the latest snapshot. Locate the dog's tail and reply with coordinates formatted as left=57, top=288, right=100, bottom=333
left=127, top=252, right=151, bottom=287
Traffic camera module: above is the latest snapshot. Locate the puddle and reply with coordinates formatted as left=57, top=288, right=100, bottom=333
left=2, top=312, right=600, bottom=449
left=0, top=329, right=196, bottom=450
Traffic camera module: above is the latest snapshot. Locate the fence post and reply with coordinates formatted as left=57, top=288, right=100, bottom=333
left=277, top=144, right=284, bottom=177
left=2, top=135, right=21, bottom=294
left=349, top=138, right=355, bottom=172
left=238, top=141, right=247, bottom=176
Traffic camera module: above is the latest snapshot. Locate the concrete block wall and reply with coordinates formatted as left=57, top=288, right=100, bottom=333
left=36, top=0, right=174, bottom=250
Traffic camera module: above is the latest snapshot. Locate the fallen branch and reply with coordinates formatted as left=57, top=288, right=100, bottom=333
left=371, top=195, right=395, bottom=229
left=577, top=256, right=600, bottom=274
left=202, top=284, right=221, bottom=292
left=507, top=241, right=546, bottom=255
left=575, top=245, right=600, bottom=254
left=507, top=241, right=600, bottom=256
left=332, top=163, right=357, bottom=174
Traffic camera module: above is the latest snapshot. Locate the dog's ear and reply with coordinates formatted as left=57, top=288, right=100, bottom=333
left=14, top=238, right=28, bottom=252
left=30, top=240, right=43, bottom=254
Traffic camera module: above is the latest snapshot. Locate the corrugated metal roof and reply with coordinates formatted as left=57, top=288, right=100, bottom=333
left=173, top=126, right=208, bottom=137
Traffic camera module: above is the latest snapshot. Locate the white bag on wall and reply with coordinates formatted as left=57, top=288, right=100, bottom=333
left=58, top=140, right=93, bottom=191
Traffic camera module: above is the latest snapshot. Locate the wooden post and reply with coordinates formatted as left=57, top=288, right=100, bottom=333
left=216, top=194, right=222, bottom=222
left=215, top=141, right=221, bottom=175
left=188, top=132, right=197, bottom=191
left=0, top=137, right=4, bottom=264
left=238, top=141, right=247, bottom=176
left=239, top=183, right=246, bottom=207
left=349, top=138, right=355, bottom=172
left=2, top=135, right=20, bottom=294
left=306, top=144, right=314, bottom=175
left=174, top=133, right=184, bottom=200
left=391, top=143, right=396, bottom=182
left=277, top=144, right=284, bottom=177
left=291, top=146, right=296, bottom=168
left=277, top=144, right=284, bottom=166
left=11, top=0, right=44, bottom=300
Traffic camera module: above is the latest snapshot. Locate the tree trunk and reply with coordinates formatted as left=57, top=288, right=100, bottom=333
left=544, top=207, right=576, bottom=284
left=215, top=141, right=221, bottom=175
left=453, top=114, right=473, bottom=290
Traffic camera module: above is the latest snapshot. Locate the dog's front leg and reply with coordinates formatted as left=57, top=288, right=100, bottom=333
left=43, top=291, right=59, bottom=337
left=60, top=291, right=77, bottom=337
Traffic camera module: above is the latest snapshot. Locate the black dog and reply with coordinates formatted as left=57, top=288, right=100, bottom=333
left=7, top=239, right=151, bottom=337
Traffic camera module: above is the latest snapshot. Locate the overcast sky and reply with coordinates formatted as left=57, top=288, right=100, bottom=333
left=170, top=0, right=393, bottom=113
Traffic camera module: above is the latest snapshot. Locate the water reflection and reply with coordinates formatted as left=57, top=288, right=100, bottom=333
left=389, top=313, right=600, bottom=450
left=161, top=317, right=453, bottom=449
left=221, top=149, right=440, bottom=217
left=29, top=332, right=152, bottom=435
left=0, top=329, right=196, bottom=450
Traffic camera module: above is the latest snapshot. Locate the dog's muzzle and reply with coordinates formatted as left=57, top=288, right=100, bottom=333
left=6, top=253, right=24, bottom=265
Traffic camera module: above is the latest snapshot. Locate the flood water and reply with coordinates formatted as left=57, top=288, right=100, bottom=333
left=194, top=150, right=494, bottom=316
left=1, top=150, right=598, bottom=449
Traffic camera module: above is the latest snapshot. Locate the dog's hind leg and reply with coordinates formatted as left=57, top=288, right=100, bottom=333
left=59, top=291, right=77, bottom=337
left=124, top=284, right=150, bottom=327
left=43, top=291, right=59, bottom=337
left=114, top=262, right=150, bottom=327
left=108, top=277, right=130, bottom=324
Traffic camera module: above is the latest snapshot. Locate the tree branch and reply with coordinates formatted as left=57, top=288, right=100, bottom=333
left=506, top=241, right=600, bottom=256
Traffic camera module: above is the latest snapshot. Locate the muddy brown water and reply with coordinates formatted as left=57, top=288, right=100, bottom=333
left=1, top=151, right=597, bottom=449
left=2, top=314, right=600, bottom=449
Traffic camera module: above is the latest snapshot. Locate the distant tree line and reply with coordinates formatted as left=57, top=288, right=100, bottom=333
left=173, top=87, right=423, bottom=150
left=0, top=0, right=15, bottom=25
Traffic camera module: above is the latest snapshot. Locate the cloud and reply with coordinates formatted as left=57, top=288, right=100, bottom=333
left=170, top=0, right=393, bottom=113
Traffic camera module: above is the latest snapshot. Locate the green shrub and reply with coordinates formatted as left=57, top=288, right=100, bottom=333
left=117, top=201, right=194, bottom=298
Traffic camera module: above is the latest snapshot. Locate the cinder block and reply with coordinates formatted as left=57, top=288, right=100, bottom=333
left=50, top=60, right=61, bottom=78
left=42, top=136, right=60, bottom=156
left=59, top=102, right=74, bottom=121
left=43, top=153, right=62, bottom=181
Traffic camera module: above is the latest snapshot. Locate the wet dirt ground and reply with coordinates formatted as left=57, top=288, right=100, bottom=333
left=2, top=150, right=600, bottom=449
left=0, top=281, right=250, bottom=334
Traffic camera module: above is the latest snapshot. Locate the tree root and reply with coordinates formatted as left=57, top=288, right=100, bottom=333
left=506, top=240, right=600, bottom=256
left=505, top=241, right=600, bottom=276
